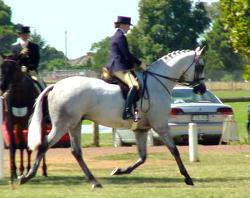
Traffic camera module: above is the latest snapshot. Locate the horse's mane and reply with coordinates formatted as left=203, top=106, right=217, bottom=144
left=162, top=50, right=192, bottom=62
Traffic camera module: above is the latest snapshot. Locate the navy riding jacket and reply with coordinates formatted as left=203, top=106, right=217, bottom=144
left=105, top=29, right=141, bottom=72
left=11, top=41, right=40, bottom=71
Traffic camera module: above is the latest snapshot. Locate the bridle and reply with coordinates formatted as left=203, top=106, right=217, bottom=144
left=140, top=52, right=205, bottom=112
left=1, top=58, right=24, bottom=89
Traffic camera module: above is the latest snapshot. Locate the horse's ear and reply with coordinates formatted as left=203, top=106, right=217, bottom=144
left=196, top=46, right=205, bottom=56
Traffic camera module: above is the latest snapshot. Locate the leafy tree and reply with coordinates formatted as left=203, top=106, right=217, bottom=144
left=88, top=37, right=110, bottom=72
left=203, top=19, right=244, bottom=80
left=0, top=0, right=15, bottom=54
left=30, top=31, right=67, bottom=70
left=220, top=0, right=249, bottom=56
left=128, top=0, right=211, bottom=63
left=46, top=58, right=69, bottom=71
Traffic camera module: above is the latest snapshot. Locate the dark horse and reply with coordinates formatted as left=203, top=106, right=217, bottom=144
left=0, top=55, right=47, bottom=182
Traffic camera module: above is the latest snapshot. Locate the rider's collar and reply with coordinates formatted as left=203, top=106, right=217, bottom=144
left=117, top=28, right=126, bottom=35
left=19, top=38, right=29, bottom=48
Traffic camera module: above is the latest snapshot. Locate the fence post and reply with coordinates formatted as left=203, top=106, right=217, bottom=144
left=189, top=123, right=199, bottom=162
left=0, top=97, right=4, bottom=178
left=92, top=122, right=99, bottom=147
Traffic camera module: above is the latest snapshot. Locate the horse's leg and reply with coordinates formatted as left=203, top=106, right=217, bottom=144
left=69, top=123, right=102, bottom=189
left=18, top=128, right=25, bottom=176
left=7, top=121, right=17, bottom=181
left=41, top=155, right=48, bottom=177
left=26, top=149, right=32, bottom=173
left=19, top=141, right=48, bottom=184
left=19, top=148, right=24, bottom=176
left=111, top=130, right=148, bottom=175
left=19, top=125, right=63, bottom=184
left=41, top=127, right=48, bottom=177
left=157, top=128, right=194, bottom=185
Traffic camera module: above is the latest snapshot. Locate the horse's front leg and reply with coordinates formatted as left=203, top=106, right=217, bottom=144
left=7, top=126, right=17, bottom=181
left=111, top=130, right=148, bottom=175
left=19, top=148, right=24, bottom=176
left=157, top=128, right=194, bottom=185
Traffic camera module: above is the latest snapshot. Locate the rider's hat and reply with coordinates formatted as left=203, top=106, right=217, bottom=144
left=114, top=16, right=133, bottom=26
left=17, top=25, right=31, bottom=34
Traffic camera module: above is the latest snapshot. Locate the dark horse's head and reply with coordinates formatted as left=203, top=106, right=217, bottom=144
left=0, top=55, right=21, bottom=93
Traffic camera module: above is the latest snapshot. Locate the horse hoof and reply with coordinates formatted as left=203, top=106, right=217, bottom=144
left=92, top=183, right=103, bottom=189
left=18, top=175, right=27, bottom=185
left=185, top=177, right=194, bottom=186
left=111, top=167, right=122, bottom=175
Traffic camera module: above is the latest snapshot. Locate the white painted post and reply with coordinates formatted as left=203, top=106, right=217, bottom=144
left=0, top=97, right=4, bottom=178
left=189, top=123, right=199, bottom=162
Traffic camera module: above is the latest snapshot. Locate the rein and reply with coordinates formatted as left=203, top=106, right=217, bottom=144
left=3, top=59, right=18, bottom=64
left=140, top=53, right=205, bottom=112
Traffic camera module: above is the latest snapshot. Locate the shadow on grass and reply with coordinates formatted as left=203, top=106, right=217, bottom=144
left=2, top=175, right=249, bottom=187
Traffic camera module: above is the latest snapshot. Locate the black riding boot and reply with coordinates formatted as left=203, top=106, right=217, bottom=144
left=122, top=87, right=137, bottom=120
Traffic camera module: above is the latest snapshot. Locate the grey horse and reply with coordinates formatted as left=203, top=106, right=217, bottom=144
left=19, top=47, right=206, bottom=188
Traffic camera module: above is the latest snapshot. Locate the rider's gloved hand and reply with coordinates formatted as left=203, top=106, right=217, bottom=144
left=21, top=65, right=28, bottom=72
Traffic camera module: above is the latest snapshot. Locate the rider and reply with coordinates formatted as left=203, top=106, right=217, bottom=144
left=11, top=25, right=45, bottom=92
left=105, top=16, right=146, bottom=120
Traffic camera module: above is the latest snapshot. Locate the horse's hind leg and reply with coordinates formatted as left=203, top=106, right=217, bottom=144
left=41, top=156, right=48, bottom=177
left=19, top=126, right=63, bottom=184
left=19, top=141, right=49, bottom=184
left=26, top=149, right=32, bottom=173
left=69, top=123, right=102, bottom=189
left=157, top=129, right=194, bottom=185
left=111, top=130, right=148, bottom=175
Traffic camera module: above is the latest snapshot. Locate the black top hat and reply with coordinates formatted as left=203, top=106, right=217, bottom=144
left=17, top=25, right=31, bottom=34
left=114, top=16, right=133, bottom=26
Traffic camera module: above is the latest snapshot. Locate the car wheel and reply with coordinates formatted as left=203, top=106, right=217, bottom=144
left=113, top=132, right=123, bottom=147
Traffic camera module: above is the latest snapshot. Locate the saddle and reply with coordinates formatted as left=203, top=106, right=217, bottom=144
left=101, top=68, right=141, bottom=101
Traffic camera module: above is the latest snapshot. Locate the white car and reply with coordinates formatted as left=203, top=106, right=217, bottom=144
left=113, top=86, right=233, bottom=146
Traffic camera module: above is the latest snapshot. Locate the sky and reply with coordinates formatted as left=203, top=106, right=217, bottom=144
left=3, top=0, right=218, bottom=59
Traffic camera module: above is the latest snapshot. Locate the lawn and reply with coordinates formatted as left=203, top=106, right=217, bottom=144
left=213, top=90, right=250, bottom=98
left=226, top=102, right=249, bottom=143
left=1, top=146, right=250, bottom=198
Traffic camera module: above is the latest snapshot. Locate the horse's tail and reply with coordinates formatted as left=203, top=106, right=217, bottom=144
left=28, top=84, right=54, bottom=151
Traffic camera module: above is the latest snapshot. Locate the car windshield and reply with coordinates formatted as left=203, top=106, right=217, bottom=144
left=171, top=89, right=220, bottom=104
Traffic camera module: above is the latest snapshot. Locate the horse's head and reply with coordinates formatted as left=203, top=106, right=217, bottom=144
left=0, top=55, right=21, bottom=93
left=179, top=46, right=206, bottom=95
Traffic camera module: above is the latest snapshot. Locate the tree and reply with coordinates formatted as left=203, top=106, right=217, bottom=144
left=30, top=31, right=67, bottom=70
left=128, top=0, right=211, bottom=63
left=88, top=37, right=110, bottom=72
left=220, top=0, right=250, bottom=56
left=46, top=58, right=69, bottom=71
left=203, top=19, right=244, bottom=80
left=0, top=0, right=15, bottom=54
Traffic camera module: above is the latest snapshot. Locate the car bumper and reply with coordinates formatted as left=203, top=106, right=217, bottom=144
left=168, top=122, right=223, bottom=137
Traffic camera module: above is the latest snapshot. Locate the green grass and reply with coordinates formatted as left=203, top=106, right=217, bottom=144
left=1, top=148, right=250, bottom=197
left=225, top=102, right=249, bottom=143
left=81, top=133, right=113, bottom=147
left=213, top=90, right=250, bottom=98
